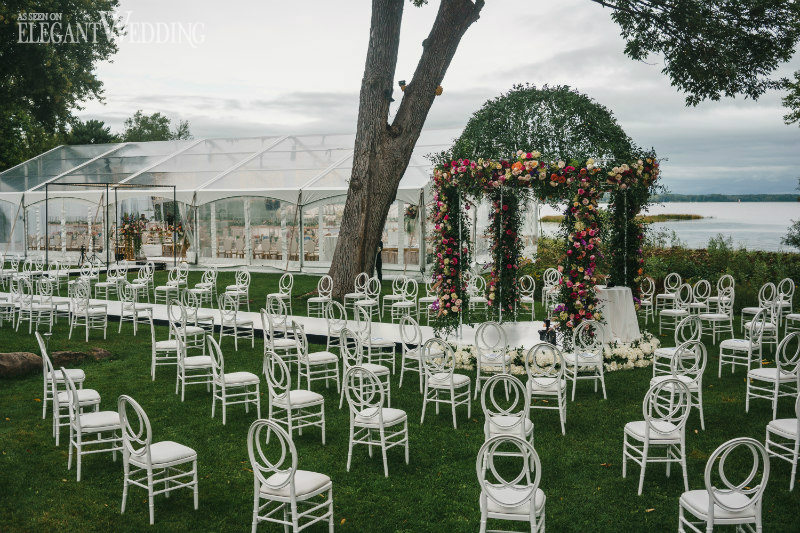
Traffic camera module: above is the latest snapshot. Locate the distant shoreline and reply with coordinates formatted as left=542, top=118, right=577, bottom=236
left=650, top=193, right=798, bottom=202
left=541, top=214, right=704, bottom=223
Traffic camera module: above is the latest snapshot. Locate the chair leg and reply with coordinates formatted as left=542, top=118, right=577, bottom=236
left=637, top=441, right=648, bottom=495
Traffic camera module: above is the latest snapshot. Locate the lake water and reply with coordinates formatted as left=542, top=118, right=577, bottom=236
left=539, top=202, right=800, bottom=251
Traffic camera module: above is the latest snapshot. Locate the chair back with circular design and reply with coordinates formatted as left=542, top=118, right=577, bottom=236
left=278, top=272, right=293, bottom=296
left=692, top=279, right=711, bottom=305
left=749, top=308, right=769, bottom=345
left=118, top=395, right=154, bottom=468
left=664, top=272, right=681, bottom=294
left=756, top=282, right=776, bottom=309
left=778, top=277, right=795, bottom=302
left=717, top=287, right=735, bottom=317
left=481, top=373, right=529, bottom=436
left=343, top=366, right=385, bottom=421
left=674, top=315, right=702, bottom=345
left=339, top=327, right=364, bottom=370
left=703, top=437, right=770, bottom=516
left=247, top=419, right=298, bottom=496
left=543, top=268, right=561, bottom=290
left=399, top=315, right=421, bottom=354
left=263, top=350, right=291, bottom=403
left=391, top=276, right=406, bottom=296
left=519, top=275, right=535, bottom=299
left=235, top=267, right=250, bottom=289
left=325, top=300, right=347, bottom=337
left=206, top=335, right=226, bottom=382
left=643, top=377, right=691, bottom=437
left=524, top=342, right=565, bottom=388
left=317, top=275, right=333, bottom=298
left=291, top=321, right=309, bottom=362
left=669, top=340, right=707, bottom=384
left=403, top=278, right=418, bottom=300
left=776, top=331, right=800, bottom=376
left=674, top=283, right=692, bottom=309
left=717, top=274, right=734, bottom=293
left=572, top=319, right=607, bottom=356
left=639, top=276, right=655, bottom=302
left=476, top=321, right=507, bottom=365
left=422, top=337, right=455, bottom=380
left=476, top=435, right=541, bottom=512
left=469, top=274, right=487, bottom=298
left=353, top=272, right=369, bottom=295
left=363, top=276, right=380, bottom=300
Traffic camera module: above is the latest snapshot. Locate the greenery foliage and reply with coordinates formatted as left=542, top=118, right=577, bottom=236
left=121, top=110, right=192, bottom=142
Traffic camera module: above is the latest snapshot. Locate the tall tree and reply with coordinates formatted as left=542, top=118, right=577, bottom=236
left=0, top=1, right=121, bottom=170
left=328, top=0, right=800, bottom=297
left=65, top=119, right=119, bottom=145
left=121, top=110, right=192, bottom=142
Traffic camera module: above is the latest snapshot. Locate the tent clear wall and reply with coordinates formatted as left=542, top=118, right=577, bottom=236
left=0, top=131, right=476, bottom=273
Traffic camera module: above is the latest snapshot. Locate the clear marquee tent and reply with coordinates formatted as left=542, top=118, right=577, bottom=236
left=0, top=128, right=540, bottom=272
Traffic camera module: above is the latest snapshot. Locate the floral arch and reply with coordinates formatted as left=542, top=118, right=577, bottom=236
left=429, top=150, right=660, bottom=337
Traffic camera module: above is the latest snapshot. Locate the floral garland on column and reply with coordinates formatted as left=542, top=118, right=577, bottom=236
left=487, top=187, right=524, bottom=319
left=429, top=165, right=471, bottom=335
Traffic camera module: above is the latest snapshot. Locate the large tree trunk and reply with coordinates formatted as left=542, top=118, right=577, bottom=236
left=329, top=0, right=484, bottom=298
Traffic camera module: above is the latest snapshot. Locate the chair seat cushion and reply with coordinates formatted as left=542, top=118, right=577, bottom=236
left=155, top=285, right=177, bottom=292
left=79, top=410, right=121, bottom=430
left=766, top=418, right=799, bottom=439
left=361, top=363, right=390, bottom=376
left=57, top=388, right=100, bottom=405
left=131, top=440, right=196, bottom=468
left=307, top=296, right=330, bottom=303
left=419, top=296, right=436, bottom=303
left=355, top=407, right=407, bottom=426
left=274, top=389, right=324, bottom=407
left=487, top=416, right=533, bottom=436
left=428, top=372, right=470, bottom=389
left=392, top=301, right=415, bottom=308
left=563, top=352, right=602, bottom=365
left=48, top=368, right=85, bottom=383
left=383, top=294, right=405, bottom=301
left=657, top=293, right=677, bottom=299
left=747, top=367, right=797, bottom=382
left=266, top=292, right=289, bottom=300
left=624, top=420, right=681, bottom=442
left=744, top=321, right=776, bottom=331
left=307, top=351, right=338, bottom=364
left=183, top=355, right=213, bottom=368
left=272, top=338, right=298, bottom=348
left=786, top=313, right=800, bottom=321
left=699, top=313, right=728, bottom=320
left=480, top=352, right=512, bottom=364
left=355, top=299, right=378, bottom=307
left=485, top=486, right=545, bottom=516
left=527, top=377, right=566, bottom=393
left=261, top=470, right=330, bottom=498
left=369, top=337, right=394, bottom=348
left=649, top=374, right=697, bottom=390
left=154, top=340, right=179, bottom=350
left=680, top=490, right=756, bottom=520
left=344, top=292, right=363, bottom=299
left=223, top=371, right=259, bottom=386
left=661, top=309, right=689, bottom=317
left=719, top=338, right=752, bottom=351
left=741, top=306, right=762, bottom=314
left=471, top=297, right=488, bottom=304
left=654, top=346, right=678, bottom=358
left=639, top=299, right=652, bottom=306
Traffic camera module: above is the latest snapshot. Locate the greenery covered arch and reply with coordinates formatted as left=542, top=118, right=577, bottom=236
left=429, top=85, right=660, bottom=337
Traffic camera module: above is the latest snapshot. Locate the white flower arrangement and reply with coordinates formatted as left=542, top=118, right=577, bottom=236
left=449, top=332, right=659, bottom=374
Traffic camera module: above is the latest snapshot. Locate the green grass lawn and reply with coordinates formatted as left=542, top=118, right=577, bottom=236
left=1, top=272, right=798, bottom=532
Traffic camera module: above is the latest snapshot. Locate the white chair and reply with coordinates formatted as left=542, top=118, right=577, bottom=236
left=476, top=435, right=546, bottom=533
left=623, top=377, right=691, bottom=495
left=474, top=321, right=510, bottom=399
left=130, top=261, right=154, bottom=302
left=38, top=276, right=69, bottom=324
left=36, top=332, right=99, bottom=446
left=323, top=300, right=347, bottom=353
left=354, top=305, right=395, bottom=373
left=744, top=298, right=781, bottom=354
left=650, top=340, right=707, bottom=430
left=765, top=392, right=800, bottom=491
left=186, top=266, right=217, bottom=307
left=706, top=274, right=734, bottom=312
left=687, top=279, right=711, bottom=314
left=94, top=263, right=120, bottom=300
left=174, top=321, right=214, bottom=402
left=390, top=278, right=418, bottom=323
left=518, top=274, right=536, bottom=320
left=266, top=272, right=293, bottom=315
left=678, top=437, right=769, bottom=532
left=541, top=268, right=561, bottom=309
left=381, top=276, right=407, bottom=318
left=653, top=315, right=702, bottom=377
left=118, top=395, right=198, bottom=525
left=306, top=274, right=332, bottom=317
left=68, top=280, right=107, bottom=341
left=168, top=299, right=206, bottom=355
left=481, top=373, right=533, bottom=446
left=61, top=367, right=122, bottom=481
left=417, top=278, right=437, bottom=324
left=659, top=282, right=691, bottom=335
left=292, top=321, right=339, bottom=392
left=656, top=272, right=682, bottom=313
left=261, top=302, right=299, bottom=368
left=354, top=276, right=381, bottom=321
left=524, top=342, right=567, bottom=435
left=777, top=277, right=795, bottom=325
left=264, top=350, right=325, bottom=444
left=343, top=272, right=369, bottom=317
left=698, top=287, right=734, bottom=343
left=338, top=327, right=391, bottom=408
left=343, top=366, right=409, bottom=477
left=398, top=315, right=424, bottom=392
left=719, top=307, right=767, bottom=377
left=208, top=335, right=261, bottom=425
left=747, top=331, right=800, bottom=418
left=564, top=320, right=608, bottom=401
left=420, top=337, right=471, bottom=428
left=469, top=275, right=489, bottom=318
left=182, top=289, right=215, bottom=335
left=247, top=418, right=334, bottom=532
left=741, top=282, right=776, bottom=333
left=219, top=292, right=254, bottom=351
left=154, top=265, right=181, bottom=305
left=17, top=277, right=52, bottom=334
left=118, top=280, right=153, bottom=336
left=148, top=315, right=179, bottom=380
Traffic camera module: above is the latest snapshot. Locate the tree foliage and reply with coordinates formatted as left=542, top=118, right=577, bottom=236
left=783, top=178, right=800, bottom=250
left=0, top=0, right=121, bottom=169
left=65, top=119, right=118, bottom=144
left=450, top=84, right=637, bottom=164
left=121, top=110, right=192, bottom=142
left=782, top=71, right=800, bottom=127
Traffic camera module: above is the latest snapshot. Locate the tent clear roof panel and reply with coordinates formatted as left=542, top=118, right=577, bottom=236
left=0, top=144, right=119, bottom=192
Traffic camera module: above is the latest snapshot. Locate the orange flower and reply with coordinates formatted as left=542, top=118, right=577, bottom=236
left=512, top=161, right=524, bottom=172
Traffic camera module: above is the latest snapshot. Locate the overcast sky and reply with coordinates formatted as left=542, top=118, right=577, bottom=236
left=77, top=0, right=800, bottom=194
